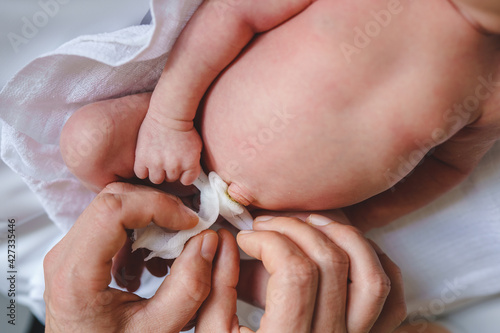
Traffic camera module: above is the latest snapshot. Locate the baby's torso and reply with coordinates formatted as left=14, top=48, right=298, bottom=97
left=200, top=0, right=500, bottom=210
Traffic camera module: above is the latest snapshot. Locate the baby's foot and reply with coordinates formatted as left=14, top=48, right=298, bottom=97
left=134, top=114, right=202, bottom=185
left=61, top=93, right=152, bottom=192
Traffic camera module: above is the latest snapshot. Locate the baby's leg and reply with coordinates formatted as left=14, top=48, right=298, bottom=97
left=60, top=93, right=151, bottom=192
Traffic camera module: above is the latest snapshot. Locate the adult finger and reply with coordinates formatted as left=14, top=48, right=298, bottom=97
left=253, top=215, right=392, bottom=333
left=196, top=229, right=241, bottom=332
left=252, top=216, right=351, bottom=333
left=236, top=229, right=319, bottom=333
left=368, top=241, right=407, bottom=333
left=304, top=214, right=392, bottom=333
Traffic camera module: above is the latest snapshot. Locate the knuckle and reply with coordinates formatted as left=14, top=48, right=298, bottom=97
left=341, top=224, right=364, bottom=238
left=281, top=255, right=318, bottom=287
left=367, top=272, right=392, bottom=299
left=93, top=192, right=123, bottom=219
left=314, top=244, right=349, bottom=269
left=103, top=182, right=126, bottom=193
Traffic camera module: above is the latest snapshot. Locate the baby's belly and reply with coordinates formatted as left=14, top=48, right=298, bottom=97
left=200, top=0, right=492, bottom=210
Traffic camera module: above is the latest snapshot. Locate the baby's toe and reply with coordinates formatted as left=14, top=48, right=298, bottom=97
left=180, top=169, right=200, bottom=186
left=133, top=162, right=149, bottom=180
left=165, top=166, right=182, bottom=183
left=148, top=167, right=166, bottom=184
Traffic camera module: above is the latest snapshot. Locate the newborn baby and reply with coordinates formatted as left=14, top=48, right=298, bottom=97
left=61, top=0, right=500, bottom=229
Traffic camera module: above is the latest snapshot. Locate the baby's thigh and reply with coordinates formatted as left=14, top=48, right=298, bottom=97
left=60, top=93, right=151, bottom=191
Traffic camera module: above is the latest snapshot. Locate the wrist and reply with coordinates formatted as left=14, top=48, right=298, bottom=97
left=146, top=111, right=194, bottom=132
left=163, top=117, right=194, bottom=132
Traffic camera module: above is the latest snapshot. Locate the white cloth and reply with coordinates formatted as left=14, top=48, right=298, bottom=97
left=0, top=0, right=152, bottom=88
left=367, top=140, right=500, bottom=317
left=438, top=294, right=500, bottom=333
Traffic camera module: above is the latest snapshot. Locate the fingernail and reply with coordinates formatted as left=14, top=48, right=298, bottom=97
left=201, top=233, right=218, bottom=262
left=254, top=215, right=273, bottom=222
left=306, top=214, right=332, bottom=226
left=238, top=230, right=254, bottom=235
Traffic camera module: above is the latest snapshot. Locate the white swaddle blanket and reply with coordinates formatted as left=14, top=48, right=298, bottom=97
left=0, top=0, right=253, bottom=259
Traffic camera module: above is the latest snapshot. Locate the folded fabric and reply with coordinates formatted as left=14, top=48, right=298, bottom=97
left=0, top=0, right=203, bottom=234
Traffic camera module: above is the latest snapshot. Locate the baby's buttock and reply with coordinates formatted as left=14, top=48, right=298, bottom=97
left=200, top=0, right=496, bottom=210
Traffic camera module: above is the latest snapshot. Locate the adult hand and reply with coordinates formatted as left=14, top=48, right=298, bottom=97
left=43, top=182, right=219, bottom=332
left=197, top=215, right=407, bottom=332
